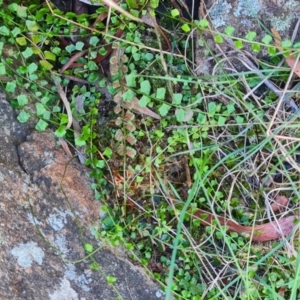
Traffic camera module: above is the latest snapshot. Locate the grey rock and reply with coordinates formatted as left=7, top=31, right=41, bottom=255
left=0, top=91, right=163, bottom=300
left=195, top=0, right=300, bottom=75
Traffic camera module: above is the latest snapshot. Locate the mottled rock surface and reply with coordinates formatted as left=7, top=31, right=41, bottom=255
left=0, top=92, right=163, bottom=300
left=195, top=0, right=300, bottom=74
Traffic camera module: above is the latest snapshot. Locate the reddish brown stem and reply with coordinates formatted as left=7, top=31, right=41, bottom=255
left=193, top=209, right=295, bottom=242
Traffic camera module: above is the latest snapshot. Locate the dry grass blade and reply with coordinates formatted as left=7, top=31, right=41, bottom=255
left=52, top=75, right=73, bottom=129
left=101, top=0, right=143, bottom=22
left=141, top=12, right=171, bottom=51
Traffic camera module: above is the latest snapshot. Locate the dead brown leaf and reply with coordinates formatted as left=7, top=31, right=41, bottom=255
left=60, top=50, right=87, bottom=73
left=271, top=195, right=289, bottom=212
left=271, top=28, right=300, bottom=78
left=193, top=209, right=296, bottom=242
left=278, top=287, right=286, bottom=298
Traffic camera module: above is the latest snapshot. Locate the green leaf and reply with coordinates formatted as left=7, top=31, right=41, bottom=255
left=140, top=80, right=151, bottom=95
left=144, top=53, right=154, bottom=61
left=252, top=43, right=260, bottom=52
left=51, top=47, right=61, bottom=55
left=39, top=60, right=53, bottom=70
left=171, top=9, right=180, bottom=17
left=44, top=51, right=56, bottom=61
left=0, top=26, right=10, bottom=36
left=236, top=116, right=244, bottom=124
left=66, top=44, right=76, bottom=53
left=172, top=93, right=183, bottom=105
left=175, top=108, right=185, bottom=122
left=43, top=110, right=51, bottom=120
left=129, top=21, right=138, bottom=29
left=150, top=0, right=159, bottom=8
left=17, top=110, right=30, bottom=123
left=262, top=34, right=273, bottom=45
left=245, top=31, right=256, bottom=41
left=181, top=24, right=191, bottom=33
left=130, top=46, right=138, bottom=54
left=268, top=46, right=277, bottom=56
left=29, top=74, right=38, bottom=81
left=84, top=243, right=94, bottom=253
left=136, top=176, right=143, bottom=183
left=94, top=159, right=105, bottom=168
left=139, top=95, right=150, bottom=107
left=52, top=106, right=61, bottom=113
left=293, top=42, right=300, bottom=49
left=87, top=72, right=99, bottom=83
left=103, top=147, right=112, bottom=158
left=11, top=27, right=21, bottom=37
left=98, top=47, right=107, bottom=56
left=208, top=102, right=216, bottom=114
left=22, top=47, right=34, bottom=58
left=26, top=20, right=39, bottom=32
left=75, top=137, right=86, bottom=146
left=106, top=276, right=117, bottom=284
left=156, top=87, right=166, bottom=100
left=30, top=35, right=42, bottom=44
left=87, top=61, right=98, bottom=71
left=225, top=26, right=235, bottom=36
left=55, top=125, right=66, bottom=138
left=226, top=103, right=235, bottom=114
left=8, top=3, right=18, bottom=11
left=159, top=103, right=171, bottom=116
left=27, top=62, right=38, bottom=74
left=59, top=114, right=69, bottom=125
left=125, top=74, right=136, bottom=87
left=122, top=89, right=136, bottom=101
left=0, top=63, right=5, bottom=75
left=282, top=40, right=292, bottom=48
left=17, top=6, right=27, bottom=17
left=35, top=119, right=48, bottom=131
left=17, top=94, right=28, bottom=106
left=9, top=3, right=27, bottom=17
left=16, top=36, right=27, bottom=46
left=214, top=35, right=223, bottom=44
left=234, top=40, right=244, bottom=49
left=36, top=103, right=46, bottom=115
left=199, top=19, right=209, bottom=28
left=89, top=36, right=100, bottom=46
left=90, top=262, right=100, bottom=270
left=126, top=0, right=138, bottom=9
left=218, top=116, right=226, bottom=126
left=75, top=41, right=84, bottom=51
left=5, top=81, right=16, bottom=93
